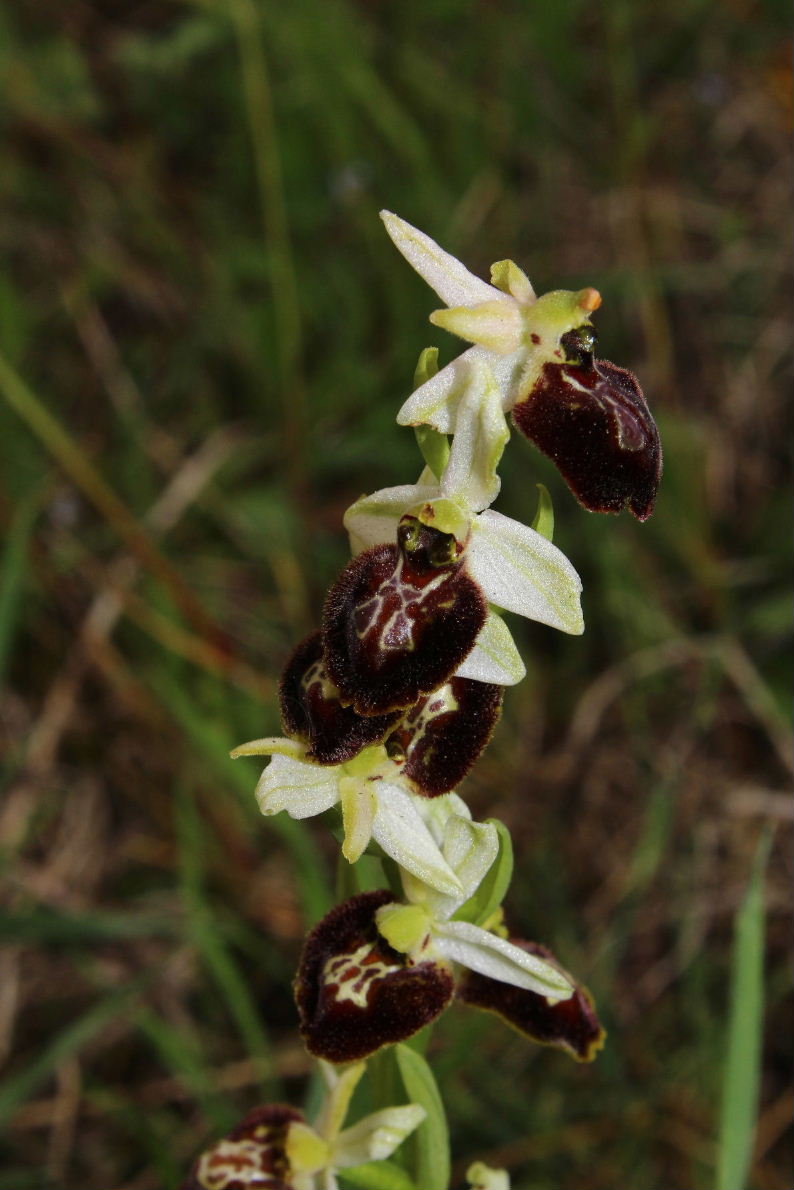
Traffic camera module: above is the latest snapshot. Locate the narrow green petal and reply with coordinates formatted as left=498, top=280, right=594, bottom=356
left=490, top=259, right=535, bottom=304
left=531, top=483, right=554, bottom=541
left=230, top=736, right=305, bottom=759
left=430, top=301, right=522, bottom=355
left=339, top=776, right=377, bottom=864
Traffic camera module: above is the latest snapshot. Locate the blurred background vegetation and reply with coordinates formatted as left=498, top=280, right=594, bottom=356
left=0, top=1, right=790, bottom=1187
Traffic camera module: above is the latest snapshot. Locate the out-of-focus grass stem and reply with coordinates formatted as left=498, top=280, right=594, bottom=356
left=228, top=0, right=309, bottom=511
left=716, top=828, right=773, bottom=1190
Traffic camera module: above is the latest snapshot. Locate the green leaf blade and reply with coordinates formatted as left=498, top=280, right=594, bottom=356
left=716, top=829, right=772, bottom=1190
left=340, top=1159, right=419, bottom=1190
left=395, top=1043, right=450, bottom=1190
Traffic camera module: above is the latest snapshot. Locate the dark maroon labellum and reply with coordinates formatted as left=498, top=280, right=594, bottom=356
left=295, top=890, right=454, bottom=1063
left=181, top=1104, right=303, bottom=1190
left=458, top=939, right=605, bottom=1062
left=322, top=519, right=487, bottom=716
left=512, top=339, right=662, bottom=520
left=280, top=631, right=401, bottom=764
left=386, top=677, right=503, bottom=797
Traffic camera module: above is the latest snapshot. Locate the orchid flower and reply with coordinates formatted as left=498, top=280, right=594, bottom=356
left=381, top=209, right=602, bottom=435
left=183, top=1060, right=425, bottom=1190
left=381, top=211, right=662, bottom=520
left=292, top=796, right=605, bottom=1064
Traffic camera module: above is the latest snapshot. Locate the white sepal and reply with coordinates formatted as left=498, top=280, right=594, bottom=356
left=334, top=1105, right=427, bottom=1168
left=344, top=482, right=436, bottom=555
left=433, top=919, right=574, bottom=1000
left=439, top=360, right=510, bottom=514
left=371, top=783, right=463, bottom=897
left=468, top=509, right=584, bottom=635
left=380, top=211, right=504, bottom=309
left=421, top=814, right=499, bottom=924
left=455, top=611, right=526, bottom=686
left=397, top=346, right=521, bottom=434
left=254, top=753, right=339, bottom=819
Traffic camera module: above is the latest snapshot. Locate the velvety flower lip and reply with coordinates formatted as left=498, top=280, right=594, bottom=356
left=279, top=631, right=401, bottom=765
left=322, top=524, right=488, bottom=716
left=458, top=938, right=606, bottom=1062
left=294, top=889, right=456, bottom=1063
left=385, top=676, right=503, bottom=797
left=182, top=1065, right=425, bottom=1190
left=511, top=351, right=662, bottom=520
left=230, top=737, right=464, bottom=897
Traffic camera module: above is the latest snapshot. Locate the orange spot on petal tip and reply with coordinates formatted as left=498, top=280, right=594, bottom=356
left=578, top=287, right=602, bottom=312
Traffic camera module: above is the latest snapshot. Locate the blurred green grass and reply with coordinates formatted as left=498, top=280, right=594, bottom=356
left=0, top=1, right=790, bottom=1187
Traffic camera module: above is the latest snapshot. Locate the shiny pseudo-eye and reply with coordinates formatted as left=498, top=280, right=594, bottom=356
left=322, top=519, right=486, bottom=717
left=396, top=515, right=460, bottom=568
left=512, top=349, right=662, bottom=521
left=280, top=631, right=400, bottom=765
left=560, top=324, right=597, bottom=367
